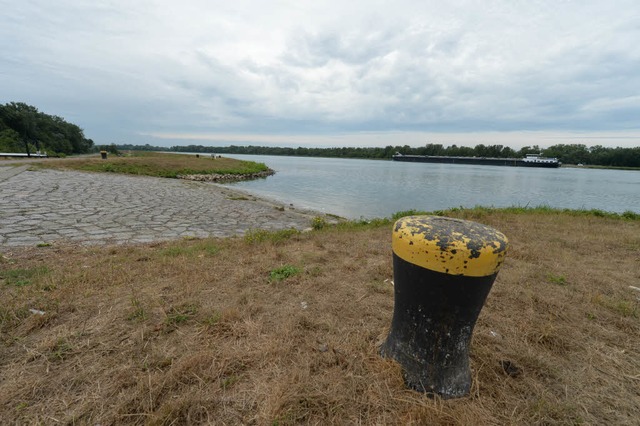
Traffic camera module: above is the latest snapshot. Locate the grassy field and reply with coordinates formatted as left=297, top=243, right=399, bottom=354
left=1, top=208, right=639, bottom=424
left=32, top=151, right=270, bottom=178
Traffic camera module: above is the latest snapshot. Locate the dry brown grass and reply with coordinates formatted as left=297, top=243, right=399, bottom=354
left=1, top=211, right=639, bottom=425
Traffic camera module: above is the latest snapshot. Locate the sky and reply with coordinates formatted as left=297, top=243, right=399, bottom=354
left=1, top=0, right=639, bottom=149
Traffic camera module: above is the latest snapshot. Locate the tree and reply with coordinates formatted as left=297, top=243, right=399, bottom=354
left=0, top=128, right=22, bottom=152
left=543, top=144, right=589, bottom=165
left=0, top=102, right=94, bottom=155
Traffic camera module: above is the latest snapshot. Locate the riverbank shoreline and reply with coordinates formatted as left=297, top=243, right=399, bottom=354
left=177, top=168, right=275, bottom=183
left=219, top=154, right=640, bottom=218
left=0, top=166, right=335, bottom=247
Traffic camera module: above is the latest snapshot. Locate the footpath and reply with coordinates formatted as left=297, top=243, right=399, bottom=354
left=0, top=165, right=318, bottom=247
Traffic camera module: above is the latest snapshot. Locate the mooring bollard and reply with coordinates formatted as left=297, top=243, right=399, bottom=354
left=380, top=215, right=508, bottom=398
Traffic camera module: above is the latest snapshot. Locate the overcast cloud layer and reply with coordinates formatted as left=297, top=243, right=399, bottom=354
left=2, top=0, right=639, bottom=148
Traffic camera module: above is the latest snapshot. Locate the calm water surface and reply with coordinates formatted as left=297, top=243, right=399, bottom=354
left=220, top=154, right=640, bottom=219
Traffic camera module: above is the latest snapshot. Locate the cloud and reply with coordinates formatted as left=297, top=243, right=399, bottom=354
left=1, top=0, right=639, bottom=147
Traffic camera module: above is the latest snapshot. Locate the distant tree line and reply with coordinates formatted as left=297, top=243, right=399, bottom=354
left=0, top=102, right=94, bottom=156
left=2, top=101, right=637, bottom=167
left=145, top=143, right=640, bottom=167
left=115, top=143, right=166, bottom=152
left=170, top=144, right=396, bottom=158
left=541, top=144, right=640, bottom=168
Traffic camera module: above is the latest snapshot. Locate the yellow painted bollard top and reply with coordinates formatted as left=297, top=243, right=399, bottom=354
left=392, top=216, right=508, bottom=277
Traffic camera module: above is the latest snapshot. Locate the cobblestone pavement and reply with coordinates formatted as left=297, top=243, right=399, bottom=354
left=0, top=166, right=318, bottom=247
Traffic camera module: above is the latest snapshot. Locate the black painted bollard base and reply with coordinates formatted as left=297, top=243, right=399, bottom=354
left=381, top=215, right=508, bottom=399
left=380, top=254, right=496, bottom=398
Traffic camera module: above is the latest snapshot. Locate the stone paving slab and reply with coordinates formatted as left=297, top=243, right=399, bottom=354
left=0, top=165, right=30, bottom=182
left=0, top=168, right=320, bottom=247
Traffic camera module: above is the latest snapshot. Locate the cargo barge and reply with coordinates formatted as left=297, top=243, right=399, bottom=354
left=392, top=153, right=561, bottom=168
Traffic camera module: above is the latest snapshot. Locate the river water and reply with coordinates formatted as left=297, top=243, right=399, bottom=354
left=218, top=154, right=640, bottom=219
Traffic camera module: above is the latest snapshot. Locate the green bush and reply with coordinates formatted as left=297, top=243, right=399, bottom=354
left=311, top=216, right=328, bottom=230
left=269, top=265, right=300, bottom=282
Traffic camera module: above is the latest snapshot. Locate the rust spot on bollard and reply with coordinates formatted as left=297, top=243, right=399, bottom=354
left=381, top=215, right=508, bottom=398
